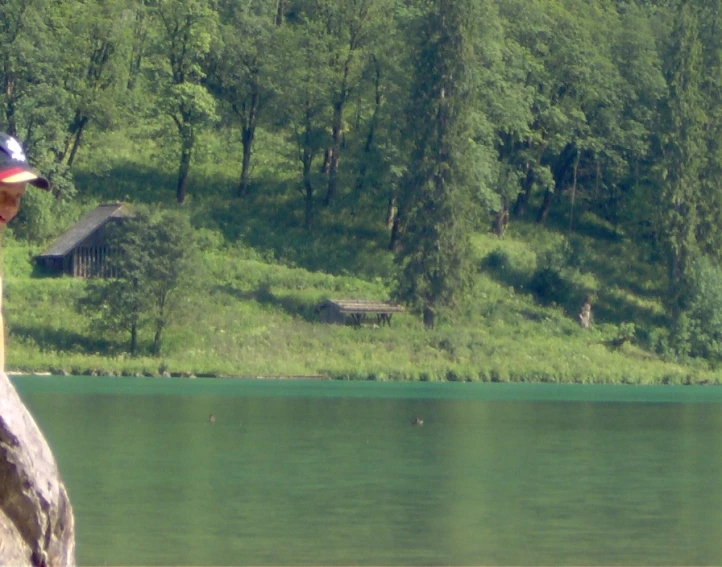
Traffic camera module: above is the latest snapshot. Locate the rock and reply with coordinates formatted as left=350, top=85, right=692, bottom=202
left=578, top=296, right=592, bottom=329
left=0, top=372, right=75, bottom=566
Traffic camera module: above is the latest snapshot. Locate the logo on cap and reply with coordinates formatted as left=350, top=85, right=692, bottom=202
left=5, top=137, right=27, bottom=162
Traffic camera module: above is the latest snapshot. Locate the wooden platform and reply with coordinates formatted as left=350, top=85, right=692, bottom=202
left=318, top=299, right=405, bottom=327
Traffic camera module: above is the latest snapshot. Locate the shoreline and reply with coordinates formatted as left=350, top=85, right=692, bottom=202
left=6, top=369, right=721, bottom=386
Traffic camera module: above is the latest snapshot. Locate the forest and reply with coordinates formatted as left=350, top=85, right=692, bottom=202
left=2, top=0, right=722, bottom=381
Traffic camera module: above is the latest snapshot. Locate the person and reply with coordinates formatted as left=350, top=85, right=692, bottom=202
left=0, top=132, right=49, bottom=217
left=0, top=132, right=50, bottom=369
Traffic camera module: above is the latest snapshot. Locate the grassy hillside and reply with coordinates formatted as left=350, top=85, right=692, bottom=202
left=2, top=130, right=718, bottom=384
left=2, top=214, right=717, bottom=384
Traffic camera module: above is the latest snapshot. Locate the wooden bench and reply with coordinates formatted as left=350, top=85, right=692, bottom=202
left=318, top=299, right=405, bottom=328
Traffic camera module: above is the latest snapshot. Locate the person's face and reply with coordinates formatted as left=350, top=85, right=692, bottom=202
left=0, top=182, right=25, bottom=226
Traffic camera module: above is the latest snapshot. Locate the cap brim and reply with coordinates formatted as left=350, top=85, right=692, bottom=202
left=0, top=166, right=50, bottom=190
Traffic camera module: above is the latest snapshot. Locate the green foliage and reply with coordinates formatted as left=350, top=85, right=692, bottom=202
left=482, top=248, right=510, bottom=272
left=528, top=267, right=571, bottom=307
left=78, top=206, right=201, bottom=355
left=656, top=1, right=707, bottom=293
left=394, top=0, right=487, bottom=328
left=0, top=225, right=716, bottom=385
left=669, top=255, right=722, bottom=362
left=4, top=0, right=722, bottom=381
left=10, top=189, right=82, bottom=245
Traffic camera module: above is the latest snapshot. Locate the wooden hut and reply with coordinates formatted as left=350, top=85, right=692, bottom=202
left=35, top=203, right=133, bottom=277
left=318, top=299, right=405, bottom=327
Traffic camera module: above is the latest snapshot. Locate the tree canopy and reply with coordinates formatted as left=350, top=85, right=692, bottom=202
left=4, top=0, right=722, bottom=346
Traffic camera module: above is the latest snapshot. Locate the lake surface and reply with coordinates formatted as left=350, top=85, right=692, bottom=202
left=11, top=376, right=722, bottom=566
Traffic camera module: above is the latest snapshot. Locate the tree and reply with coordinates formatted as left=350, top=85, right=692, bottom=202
left=274, top=18, right=334, bottom=228
left=46, top=0, right=138, bottom=168
left=656, top=0, right=706, bottom=296
left=695, top=0, right=722, bottom=261
left=79, top=207, right=200, bottom=355
left=669, top=255, right=722, bottom=362
left=605, top=1, right=666, bottom=234
left=212, top=0, right=279, bottom=197
left=148, top=0, right=219, bottom=204
left=393, top=0, right=489, bottom=329
left=0, top=0, right=80, bottom=193
left=312, top=0, right=390, bottom=207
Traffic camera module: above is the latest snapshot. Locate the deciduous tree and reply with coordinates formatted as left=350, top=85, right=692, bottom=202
left=212, top=0, right=279, bottom=197
left=80, top=207, right=200, bottom=355
left=148, top=0, right=219, bottom=204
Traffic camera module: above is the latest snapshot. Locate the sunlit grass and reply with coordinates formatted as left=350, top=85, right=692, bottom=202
left=2, top=131, right=712, bottom=383
left=3, top=234, right=716, bottom=385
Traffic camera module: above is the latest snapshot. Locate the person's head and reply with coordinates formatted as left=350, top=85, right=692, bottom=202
left=0, top=133, right=49, bottom=226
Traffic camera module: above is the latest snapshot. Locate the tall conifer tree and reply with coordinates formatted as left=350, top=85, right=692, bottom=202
left=658, top=0, right=706, bottom=296
left=393, top=0, right=482, bottom=329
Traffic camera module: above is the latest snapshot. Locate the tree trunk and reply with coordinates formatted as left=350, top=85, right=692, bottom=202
left=153, top=324, right=163, bottom=356
left=423, top=306, right=435, bottom=329
left=324, top=103, right=343, bottom=206
left=302, top=146, right=314, bottom=230
left=389, top=207, right=402, bottom=252
left=128, top=8, right=146, bottom=90
left=386, top=195, right=397, bottom=230
left=513, top=163, right=534, bottom=216
left=238, top=137, right=252, bottom=198
left=536, top=189, right=553, bottom=224
left=3, top=69, right=17, bottom=137
left=177, top=132, right=193, bottom=205
left=130, top=322, right=137, bottom=356
left=234, top=90, right=258, bottom=198
left=67, top=125, right=85, bottom=169
left=493, top=205, right=509, bottom=236
left=275, top=0, right=285, bottom=26
left=64, top=114, right=89, bottom=169
left=352, top=58, right=381, bottom=200
left=568, top=149, right=580, bottom=233
left=324, top=56, right=352, bottom=207
left=320, top=148, right=331, bottom=174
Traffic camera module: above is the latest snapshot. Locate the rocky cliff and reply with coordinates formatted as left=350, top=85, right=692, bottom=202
left=0, top=372, right=75, bottom=566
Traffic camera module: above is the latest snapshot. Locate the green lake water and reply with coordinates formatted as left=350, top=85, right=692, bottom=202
left=10, top=376, right=722, bottom=566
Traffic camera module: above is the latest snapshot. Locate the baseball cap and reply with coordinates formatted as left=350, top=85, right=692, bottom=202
left=0, top=132, right=49, bottom=189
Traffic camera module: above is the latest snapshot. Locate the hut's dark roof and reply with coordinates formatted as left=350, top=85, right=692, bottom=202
left=38, top=203, right=132, bottom=258
left=320, top=299, right=405, bottom=313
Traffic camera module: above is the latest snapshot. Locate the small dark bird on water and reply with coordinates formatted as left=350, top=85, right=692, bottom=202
left=208, top=414, right=216, bottom=423
left=412, top=417, right=424, bottom=426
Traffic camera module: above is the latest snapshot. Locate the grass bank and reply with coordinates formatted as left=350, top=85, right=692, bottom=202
left=3, top=217, right=719, bottom=385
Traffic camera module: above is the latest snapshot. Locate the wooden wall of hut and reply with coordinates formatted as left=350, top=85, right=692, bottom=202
left=71, top=247, right=117, bottom=278
left=318, top=303, right=346, bottom=324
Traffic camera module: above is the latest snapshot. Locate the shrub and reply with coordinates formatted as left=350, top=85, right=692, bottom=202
left=11, top=189, right=83, bottom=245
left=528, top=267, right=571, bottom=306
left=482, top=248, right=510, bottom=272
left=78, top=207, right=201, bottom=356
left=670, top=256, right=722, bottom=361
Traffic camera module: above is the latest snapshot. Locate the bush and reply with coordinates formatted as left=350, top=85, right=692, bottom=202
left=528, top=267, right=571, bottom=306
left=78, top=207, right=201, bottom=356
left=11, top=189, right=83, bottom=245
left=482, top=248, right=510, bottom=271
left=668, top=256, right=722, bottom=361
